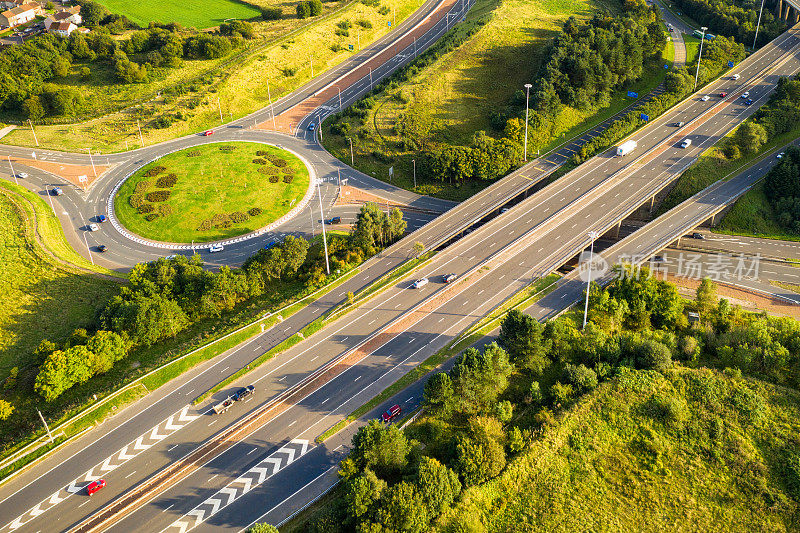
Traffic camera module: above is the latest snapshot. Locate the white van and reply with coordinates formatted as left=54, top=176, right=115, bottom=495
left=411, top=278, right=429, bottom=289
left=732, top=73, right=740, bottom=80
left=680, top=138, right=692, bottom=149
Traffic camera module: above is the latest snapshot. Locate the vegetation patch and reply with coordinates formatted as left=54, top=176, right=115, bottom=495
left=93, top=0, right=262, bottom=28
left=114, top=142, right=310, bottom=242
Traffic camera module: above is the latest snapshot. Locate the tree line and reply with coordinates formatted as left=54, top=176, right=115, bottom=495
left=30, top=204, right=407, bottom=402
left=298, top=267, right=800, bottom=531
left=669, top=0, right=784, bottom=47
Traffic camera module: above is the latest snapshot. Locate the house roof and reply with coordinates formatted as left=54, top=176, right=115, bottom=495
left=51, top=20, right=73, bottom=31
left=1, top=5, right=34, bottom=17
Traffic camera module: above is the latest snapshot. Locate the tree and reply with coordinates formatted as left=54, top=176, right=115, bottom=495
left=634, top=338, right=673, bottom=372
left=279, top=235, right=309, bottom=277
left=415, top=457, right=461, bottom=516
left=349, top=420, right=410, bottom=478
left=423, top=372, right=453, bottom=416
left=734, top=121, right=768, bottom=154
left=342, top=469, right=385, bottom=523
left=412, top=241, right=424, bottom=257
left=454, top=434, right=506, bottom=486
left=309, top=0, right=323, bottom=15
left=450, top=343, right=514, bottom=415
left=22, top=96, right=44, bottom=120
left=387, top=208, right=406, bottom=242
left=563, top=363, right=598, bottom=392
left=0, top=400, right=13, bottom=420
left=248, top=525, right=279, bottom=533
left=52, top=57, right=70, bottom=77
left=86, top=330, right=129, bottom=374
left=372, top=481, right=428, bottom=532
left=696, top=277, right=717, bottom=318
left=498, top=309, right=549, bottom=373
left=296, top=1, right=311, bottom=18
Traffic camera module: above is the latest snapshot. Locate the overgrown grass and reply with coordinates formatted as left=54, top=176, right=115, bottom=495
left=435, top=367, right=800, bottom=531
left=716, top=181, right=800, bottom=240
left=95, top=0, right=262, bottom=28
left=114, top=142, right=310, bottom=242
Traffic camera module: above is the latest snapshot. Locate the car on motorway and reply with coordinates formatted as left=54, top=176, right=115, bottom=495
left=232, top=385, right=255, bottom=401
left=672, top=121, right=685, bottom=127
left=86, top=479, right=106, bottom=496
left=308, top=122, right=316, bottom=131
left=201, top=130, right=214, bottom=136
left=680, top=138, right=692, bottom=148
left=443, top=273, right=457, bottom=283
left=740, top=91, right=750, bottom=99
left=165, top=254, right=177, bottom=260
left=381, top=404, right=402, bottom=423
left=701, top=95, right=710, bottom=101
left=719, top=92, right=727, bottom=97
left=652, top=255, right=665, bottom=262
left=97, top=214, right=107, bottom=223
left=17, top=172, right=28, bottom=179
left=691, top=232, right=705, bottom=240
left=209, top=243, right=224, bottom=253
left=500, top=207, right=510, bottom=213
left=411, top=278, right=428, bottom=289
left=88, top=223, right=99, bottom=231
left=778, top=152, right=786, bottom=159
left=744, top=99, right=753, bottom=106
left=732, top=73, right=741, bottom=80
left=325, top=216, right=342, bottom=224
left=97, top=244, right=107, bottom=253
left=52, top=187, right=63, bottom=196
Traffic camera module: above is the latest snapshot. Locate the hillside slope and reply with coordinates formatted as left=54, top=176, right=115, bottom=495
left=436, top=367, right=800, bottom=532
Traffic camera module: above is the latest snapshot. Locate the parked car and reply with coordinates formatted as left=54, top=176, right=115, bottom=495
left=411, top=278, right=428, bottom=289
left=719, top=92, right=727, bottom=97
left=381, top=404, right=402, bottom=423
left=701, top=95, right=710, bottom=101
left=232, top=385, right=255, bottom=401
left=325, top=216, right=342, bottom=224
left=443, top=273, right=457, bottom=283
left=691, top=232, right=705, bottom=240
left=201, top=130, right=214, bottom=136
left=741, top=91, right=750, bottom=99
left=97, top=214, right=107, bottom=223
left=209, top=244, right=224, bottom=253
left=680, top=138, right=692, bottom=149
left=97, top=245, right=107, bottom=253
left=88, top=223, right=99, bottom=232
left=52, top=187, right=63, bottom=196
left=86, top=479, right=106, bottom=496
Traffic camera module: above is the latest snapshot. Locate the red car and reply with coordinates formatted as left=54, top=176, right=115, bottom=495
left=201, top=130, right=214, bottom=136
left=381, top=404, right=401, bottom=423
left=719, top=92, right=727, bottom=97
left=86, top=479, right=106, bottom=496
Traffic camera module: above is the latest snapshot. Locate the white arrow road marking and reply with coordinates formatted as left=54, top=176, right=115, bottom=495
left=4, top=405, right=199, bottom=532
left=161, top=439, right=311, bottom=533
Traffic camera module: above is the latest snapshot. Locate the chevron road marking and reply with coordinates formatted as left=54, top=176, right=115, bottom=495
left=161, top=438, right=311, bottom=533
left=4, top=406, right=199, bottom=532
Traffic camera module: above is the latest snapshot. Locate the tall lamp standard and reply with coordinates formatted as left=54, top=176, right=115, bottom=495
left=523, top=83, right=532, bottom=161
left=693, top=27, right=708, bottom=91
left=316, top=179, right=330, bottom=275
left=753, top=0, right=766, bottom=50
left=582, top=230, right=599, bottom=330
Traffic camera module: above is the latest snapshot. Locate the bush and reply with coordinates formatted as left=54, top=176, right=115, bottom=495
left=145, top=190, right=171, bottom=202
left=258, top=166, right=278, bottom=175
left=356, top=18, right=372, bottom=28
left=378, top=5, right=389, bottom=14
left=143, top=166, right=166, bottom=177
left=157, top=204, right=173, bottom=217
left=252, top=158, right=268, bottom=165
left=152, top=115, right=172, bottom=129
left=186, top=150, right=201, bottom=157
left=219, top=145, right=237, bottom=152
left=261, top=6, right=281, bottom=20
left=156, top=173, right=178, bottom=188
left=269, top=175, right=280, bottom=183
left=129, top=194, right=145, bottom=208
left=230, top=211, right=249, bottom=223
left=283, top=175, right=294, bottom=183
left=145, top=213, right=159, bottom=221
left=249, top=207, right=262, bottom=216
left=256, top=150, right=269, bottom=156
left=282, top=67, right=297, bottom=77
left=134, top=180, right=152, bottom=194
left=197, top=219, right=212, bottom=231
left=138, top=203, right=154, bottom=214
left=271, top=157, right=288, bottom=167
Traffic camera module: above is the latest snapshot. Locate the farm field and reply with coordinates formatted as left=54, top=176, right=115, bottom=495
left=94, top=0, right=262, bottom=28
left=114, top=142, right=311, bottom=243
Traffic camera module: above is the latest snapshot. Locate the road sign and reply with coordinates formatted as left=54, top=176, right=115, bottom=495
left=664, top=63, right=669, bottom=69
left=348, top=44, right=354, bottom=51
left=627, top=91, right=638, bottom=98
left=640, top=113, right=649, bottom=121
left=728, top=60, right=734, bottom=68
left=388, top=166, right=394, bottom=176
left=78, top=175, right=88, bottom=184
left=388, top=21, right=391, bottom=27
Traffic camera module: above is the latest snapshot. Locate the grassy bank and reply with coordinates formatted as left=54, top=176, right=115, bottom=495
left=95, top=0, right=262, bottom=28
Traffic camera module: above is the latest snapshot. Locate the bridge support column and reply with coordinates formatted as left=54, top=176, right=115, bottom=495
left=795, top=8, right=799, bottom=23
left=785, top=3, right=792, bottom=20
left=649, top=195, right=655, bottom=212
left=776, top=0, right=783, bottom=18
left=612, top=221, right=622, bottom=239
left=709, top=213, right=716, bottom=227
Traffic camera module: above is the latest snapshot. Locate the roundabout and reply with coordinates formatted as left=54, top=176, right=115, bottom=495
left=112, top=142, right=313, bottom=245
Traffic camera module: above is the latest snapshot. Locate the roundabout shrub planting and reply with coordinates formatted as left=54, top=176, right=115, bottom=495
left=114, top=142, right=310, bottom=243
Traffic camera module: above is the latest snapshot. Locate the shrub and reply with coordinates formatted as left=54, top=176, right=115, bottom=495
left=252, top=158, right=268, bottom=165
left=129, top=194, right=145, bottom=208
left=256, top=150, right=269, bottom=156
left=156, top=173, right=178, bottom=188
left=330, top=43, right=345, bottom=52
left=143, top=166, right=166, bottom=177
left=283, top=175, right=294, bottom=184
left=146, top=190, right=171, bottom=202
left=134, top=180, right=152, bottom=194
left=261, top=6, right=281, bottom=20
left=282, top=68, right=297, bottom=77
left=152, top=115, right=171, bottom=129
left=249, top=207, right=262, bottom=216
left=145, top=213, right=159, bottom=221
left=356, top=18, right=372, bottom=28
left=230, top=211, right=249, bottom=223
left=269, top=175, right=280, bottom=183
left=271, top=157, right=288, bottom=167
left=186, top=150, right=201, bottom=157
left=378, top=5, right=389, bottom=15
left=197, top=219, right=212, bottom=231
left=258, top=166, right=278, bottom=175
left=219, top=145, right=237, bottom=152
left=157, top=204, right=173, bottom=217
left=138, top=203, right=154, bottom=214
left=211, top=213, right=232, bottom=228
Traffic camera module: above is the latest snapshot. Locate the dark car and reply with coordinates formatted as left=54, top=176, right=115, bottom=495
left=325, top=216, right=341, bottom=225
left=97, top=245, right=107, bottom=253
left=232, top=385, right=255, bottom=401
left=52, top=187, right=63, bottom=196
left=308, top=122, right=316, bottom=131
left=86, top=479, right=106, bottom=496
left=381, top=404, right=401, bottom=423
left=97, top=214, right=107, bottom=223
left=744, top=99, right=753, bottom=106
left=443, top=273, right=457, bottom=283
left=691, top=232, right=705, bottom=240
left=264, top=240, right=278, bottom=250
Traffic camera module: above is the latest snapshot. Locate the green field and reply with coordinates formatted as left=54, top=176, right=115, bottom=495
left=0, top=190, right=118, bottom=382
left=95, top=0, right=262, bottom=28
left=435, top=368, right=800, bottom=531
left=114, top=142, right=310, bottom=243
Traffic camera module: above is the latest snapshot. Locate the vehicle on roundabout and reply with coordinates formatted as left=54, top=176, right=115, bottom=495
left=97, top=245, right=107, bottom=253
left=201, top=130, right=214, bottom=136
left=88, top=223, right=99, bottom=231
left=51, top=187, right=63, bottom=196
left=209, top=244, right=224, bottom=253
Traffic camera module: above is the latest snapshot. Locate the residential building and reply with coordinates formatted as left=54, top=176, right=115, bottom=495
left=0, top=3, right=37, bottom=28
left=47, top=19, right=74, bottom=36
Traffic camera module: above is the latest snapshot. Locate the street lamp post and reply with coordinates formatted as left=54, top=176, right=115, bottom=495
left=582, top=231, right=599, bottom=329
left=693, top=27, right=708, bottom=91
left=368, top=67, right=373, bottom=92
left=7, top=155, right=16, bottom=186
left=83, top=232, right=94, bottom=265
left=267, top=78, right=276, bottom=129
left=523, top=83, right=532, bottom=161
left=86, top=148, right=97, bottom=177
left=412, top=159, right=416, bottom=189
left=28, top=119, right=38, bottom=146
left=349, top=137, right=354, bottom=165
left=753, top=0, right=766, bottom=50
left=316, top=179, right=330, bottom=275
left=336, top=86, right=342, bottom=110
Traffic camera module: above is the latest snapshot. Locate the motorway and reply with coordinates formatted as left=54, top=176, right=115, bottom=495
left=0, top=9, right=793, bottom=533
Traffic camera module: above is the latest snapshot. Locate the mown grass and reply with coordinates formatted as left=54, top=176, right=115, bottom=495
left=0, top=191, right=119, bottom=376
left=322, top=0, right=673, bottom=202
left=435, top=367, right=800, bottom=531
left=2, top=0, right=425, bottom=152
left=95, top=0, right=262, bottom=28
left=716, top=181, right=800, bottom=241
left=114, top=142, right=310, bottom=243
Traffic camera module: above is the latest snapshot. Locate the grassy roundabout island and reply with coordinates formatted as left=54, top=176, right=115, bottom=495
left=114, top=142, right=311, bottom=243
